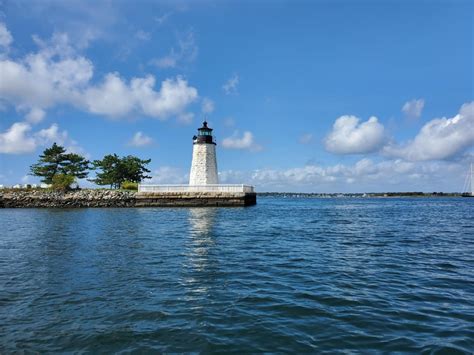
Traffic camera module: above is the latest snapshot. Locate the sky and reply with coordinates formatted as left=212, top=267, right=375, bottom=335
left=0, top=0, right=473, bottom=192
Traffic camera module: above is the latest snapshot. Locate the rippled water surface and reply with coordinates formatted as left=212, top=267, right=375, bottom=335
left=1, top=197, right=473, bottom=352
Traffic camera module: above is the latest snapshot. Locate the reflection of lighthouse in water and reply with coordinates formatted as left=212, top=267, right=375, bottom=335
left=188, top=208, right=216, bottom=236
left=186, top=208, right=217, bottom=273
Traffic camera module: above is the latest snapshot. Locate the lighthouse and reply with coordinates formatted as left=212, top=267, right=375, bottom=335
left=138, top=120, right=256, bottom=206
left=189, top=121, right=219, bottom=185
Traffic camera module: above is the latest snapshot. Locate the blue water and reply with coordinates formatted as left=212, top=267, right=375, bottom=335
left=1, top=197, right=473, bottom=353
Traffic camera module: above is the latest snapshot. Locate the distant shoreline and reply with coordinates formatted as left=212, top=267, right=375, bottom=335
left=258, top=192, right=472, bottom=198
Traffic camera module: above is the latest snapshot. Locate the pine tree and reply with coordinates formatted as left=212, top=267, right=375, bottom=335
left=91, top=154, right=151, bottom=188
left=90, top=154, right=122, bottom=189
left=30, top=143, right=90, bottom=184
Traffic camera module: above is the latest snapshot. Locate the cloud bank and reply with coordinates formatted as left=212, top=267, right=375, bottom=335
left=0, top=28, right=198, bottom=120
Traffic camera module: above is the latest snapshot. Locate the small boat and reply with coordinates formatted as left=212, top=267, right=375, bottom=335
left=461, top=162, right=474, bottom=197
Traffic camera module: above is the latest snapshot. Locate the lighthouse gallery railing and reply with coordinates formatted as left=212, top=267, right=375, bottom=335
left=138, top=184, right=255, bottom=193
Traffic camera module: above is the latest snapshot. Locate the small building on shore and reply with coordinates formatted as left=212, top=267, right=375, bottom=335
left=138, top=121, right=256, bottom=206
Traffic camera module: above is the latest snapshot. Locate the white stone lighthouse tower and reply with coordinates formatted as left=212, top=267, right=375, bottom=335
left=189, top=121, right=218, bottom=185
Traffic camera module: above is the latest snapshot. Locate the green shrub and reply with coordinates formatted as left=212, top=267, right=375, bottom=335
left=121, top=181, right=138, bottom=191
left=52, top=174, right=75, bottom=191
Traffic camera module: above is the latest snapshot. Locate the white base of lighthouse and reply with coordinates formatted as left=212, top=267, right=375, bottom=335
left=189, top=143, right=218, bottom=185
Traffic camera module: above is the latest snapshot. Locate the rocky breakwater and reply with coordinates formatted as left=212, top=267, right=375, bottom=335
left=0, top=189, right=137, bottom=208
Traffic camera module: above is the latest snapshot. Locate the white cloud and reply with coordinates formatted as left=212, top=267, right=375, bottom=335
left=402, top=98, right=425, bottom=119
left=219, top=157, right=469, bottom=193
left=325, top=115, right=386, bottom=154
left=0, top=122, right=37, bottom=154
left=222, top=131, right=262, bottom=151
left=222, top=73, right=239, bottom=95
left=385, top=102, right=474, bottom=161
left=128, top=131, right=153, bottom=147
left=25, top=107, right=46, bottom=123
left=35, top=124, right=67, bottom=146
left=0, top=27, right=198, bottom=121
left=150, top=166, right=188, bottom=184
left=153, top=56, right=177, bottom=69
left=201, top=97, right=214, bottom=114
left=151, top=30, right=198, bottom=69
left=0, top=22, right=13, bottom=50
left=0, top=121, right=83, bottom=155
left=299, top=133, right=313, bottom=144
left=82, top=74, right=198, bottom=119
left=82, top=72, right=134, bottom=116
left=0, top=36, right=93, bottom=110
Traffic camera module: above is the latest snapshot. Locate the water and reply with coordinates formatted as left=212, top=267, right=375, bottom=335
left=1, top=197, right=473, bottom=353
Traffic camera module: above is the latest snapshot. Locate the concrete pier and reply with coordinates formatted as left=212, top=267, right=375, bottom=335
left=137, top=184, right=257, bottom=207
left=136, top=191, right=257, bottom=207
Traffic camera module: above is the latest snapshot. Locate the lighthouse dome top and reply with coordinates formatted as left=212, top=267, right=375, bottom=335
left=198, top=120, right=213, bottom=132
left=193, top=120, right=215, bottom=144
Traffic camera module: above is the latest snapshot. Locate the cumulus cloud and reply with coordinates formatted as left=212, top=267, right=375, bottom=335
left=35, top=123, right=68, bottom=146
left=151, top=30, right=198, bottom=69
left=0, top=122, right=37, bottom=154
left=25, top=108, right=46, bottom=123
left=82, top=74, right=197, bottom=119
left=0, top=33, right=93, bottom=110
left=0, top=22, right=13, bottom=50
left=0, top=120, right=82, bottom=155
left=201, top=97, right=214, bottom=114
left=150, top=166, right=188, bottom=184
left=325, top=115, right=386, bottom=154
left=385, top=102, right=474, bottom=161
left=0, top=26, right=198, bottom=120
left=222, top=131, right=262, bottom=151
left=222, top=73, right=239, bottom=95
left=402, top=98, right=425, bottom=119
left=128, top=131, right=153, bottom=147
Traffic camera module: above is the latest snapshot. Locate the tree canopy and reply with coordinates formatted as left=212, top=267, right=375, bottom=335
left=90, top=154, right=151, bottom=189
left=30, top=143, right=90, bottom=184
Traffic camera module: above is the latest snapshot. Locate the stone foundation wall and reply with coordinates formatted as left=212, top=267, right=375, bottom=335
left=136, top=192, right=256, bottom=207
left=0, top=190, right=256, bottom=208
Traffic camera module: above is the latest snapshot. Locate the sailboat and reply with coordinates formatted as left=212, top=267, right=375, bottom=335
left=462, top=162, right=474, bottom=197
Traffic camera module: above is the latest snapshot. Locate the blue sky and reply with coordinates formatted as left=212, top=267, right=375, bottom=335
left=0, top=0, right=473, bottom=192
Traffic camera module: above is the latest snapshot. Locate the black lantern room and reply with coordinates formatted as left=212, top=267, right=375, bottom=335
left=193, top=121, right=216, bottom=145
